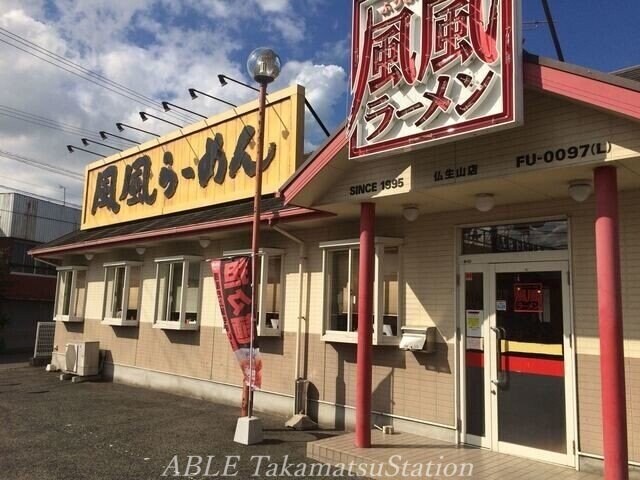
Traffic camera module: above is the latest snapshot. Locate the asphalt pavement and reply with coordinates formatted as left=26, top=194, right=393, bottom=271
left=0, top=361, right=346, bottom=480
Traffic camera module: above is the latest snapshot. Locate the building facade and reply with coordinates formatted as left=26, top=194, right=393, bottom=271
left=32, top=56, right=640, bottom=471
left=0, top=193, right=80, bottom=352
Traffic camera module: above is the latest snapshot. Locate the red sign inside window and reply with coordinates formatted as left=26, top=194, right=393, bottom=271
left=514, top=283, right=543, bottom=313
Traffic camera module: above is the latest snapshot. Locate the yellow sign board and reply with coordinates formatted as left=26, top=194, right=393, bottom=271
left=81, top=85, right=305, bottom=230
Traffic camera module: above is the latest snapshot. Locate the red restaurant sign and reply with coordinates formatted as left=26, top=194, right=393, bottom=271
left=348, top=0, right=522, bottom=160
left=211, top=256, right=263, bottom=389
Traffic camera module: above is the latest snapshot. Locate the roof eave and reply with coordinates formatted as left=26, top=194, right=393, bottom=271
left=279, top=54, right=640, bottom=207
left=30, top=206, right=334, bottom=258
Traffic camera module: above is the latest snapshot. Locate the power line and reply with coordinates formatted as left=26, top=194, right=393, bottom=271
left=0, top=26, right=197, bottom=124
left=0, top=110, right=129, bottom=148
left=0, top=184, right=81, bottom=208
left=0, top=172, right=61, bottom=191
left=0, top=149, right=83, bottom=180
left=0, top=104, right=130, bottom=147
left=0, top=104, right=105, bottom=137
left=0, top=33, right=197, bottom=126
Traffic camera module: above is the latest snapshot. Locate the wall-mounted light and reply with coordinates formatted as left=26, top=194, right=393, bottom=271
left=568, top=180, right=593, bottom=202
left=99, top=131, right=140, bottom=145
left=135, top=247, right=146, bottom=255
left=139, top=112, right=183, bottom=128
left=162, top=101, right=207, bottom=119
left=67, top=145, right=106, bottom=158
left=81, top=138, right=122, bottom=152
left=199, top=238, right=211, bottom=249
left=116, top=122, right=160, bottom=138
left=219, top=71, right=330, bottom=137
left=188, top=87, right=238, bottom=108
left=475, top=193, right=495, bottom=212
left=402, top=204, right=420, bottom=222
left=84, top=253, right=95, bottom=261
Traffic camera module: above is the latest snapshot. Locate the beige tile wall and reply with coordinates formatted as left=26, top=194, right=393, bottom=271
left=53, top=189, right=640, bottom=460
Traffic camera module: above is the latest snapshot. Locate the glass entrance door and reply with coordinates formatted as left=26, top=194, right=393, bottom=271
left=460, top=262, right=575, bottom=466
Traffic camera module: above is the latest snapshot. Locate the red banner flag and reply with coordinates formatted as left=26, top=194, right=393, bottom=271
left=211, top=256, right=262, bottom=389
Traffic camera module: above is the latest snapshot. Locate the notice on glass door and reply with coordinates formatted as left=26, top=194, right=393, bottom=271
left=466, top=310, right=483, bottom=338
left=514, top=283, right=543, bottom=312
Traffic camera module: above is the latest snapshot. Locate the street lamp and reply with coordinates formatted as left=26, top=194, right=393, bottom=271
left=235, top=47, right=281, bottom=446
left=219, top=70, right=330, bottom=137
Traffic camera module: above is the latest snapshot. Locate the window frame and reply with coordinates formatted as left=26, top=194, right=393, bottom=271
left=222, top=248, right=285, bottom=337
left=153, top=255, right=203, bottom=331
left=53, top=266, right=88, bottom=323
left=101, top=261, right=143, bottom=327
left=320, top=237, right=403, bottom=345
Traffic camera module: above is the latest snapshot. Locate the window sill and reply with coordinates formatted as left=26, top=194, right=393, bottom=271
left=322, top=330, right=401, bottom=346
left=102, top=317, right=139, bottom=327
left=55, top=315, right=84, bottom=323
left=153, top=321, right=199, bottom=331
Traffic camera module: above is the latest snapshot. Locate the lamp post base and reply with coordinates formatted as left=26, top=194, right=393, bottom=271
left=234, top=416, right=263, bottom=445
left=285, top=413, right=318, bottom=431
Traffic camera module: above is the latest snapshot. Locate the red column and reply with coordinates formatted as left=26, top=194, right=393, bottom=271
left=355, top=202, right=375, bottom=448
left=594, top=165, right=629, bottom=480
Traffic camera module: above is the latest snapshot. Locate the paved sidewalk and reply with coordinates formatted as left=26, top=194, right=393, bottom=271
left=308, top=430, right=607, bottom=480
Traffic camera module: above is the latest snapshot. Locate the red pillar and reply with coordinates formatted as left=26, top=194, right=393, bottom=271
left=594, top=165, right=629, bottom=480
left=355, top=202, right=375, bottom=448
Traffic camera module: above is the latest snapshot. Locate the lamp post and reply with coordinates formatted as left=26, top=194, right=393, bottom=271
left=234, top=47, right=281, bottom=446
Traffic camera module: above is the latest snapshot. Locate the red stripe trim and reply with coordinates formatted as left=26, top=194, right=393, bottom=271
left=524, top=62, right=640, bottom=121
left=280, top=130, right=348, bottom=204
left=30, top=207, right=333, bottom=257
left=466, top=350, right=484, bottom=368
left=466, top=351, right=564, bottom=377
left=502, top=354, right=564, bottom=377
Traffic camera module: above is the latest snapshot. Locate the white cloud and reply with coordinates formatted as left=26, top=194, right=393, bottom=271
left=0, top=1, right=345, bottom=206
left=275, top=60, right=347, bottom=141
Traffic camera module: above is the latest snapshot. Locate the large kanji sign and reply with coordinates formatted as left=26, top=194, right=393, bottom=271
left=349, top=0, right=522, bottom=160
left=81, top=85, right=305, bottom=230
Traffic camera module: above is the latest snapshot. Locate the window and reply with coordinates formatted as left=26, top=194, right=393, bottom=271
left=461, top=220, right=568, bottom=255
left=320, top=238, right=403, bottom=344
left=54, top=266, right=87, bottom=322
left=154, top=256, right=202, bottom=330
left=102, top=261, right=142, bottom=326
left=223, top=249, right=284, bottom=336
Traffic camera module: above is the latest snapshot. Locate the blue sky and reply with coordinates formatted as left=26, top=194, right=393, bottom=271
left=0, top=0, right=637, bottom=205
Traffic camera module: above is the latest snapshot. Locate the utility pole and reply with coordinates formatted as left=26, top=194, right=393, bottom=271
left=541, top=0, right=565, bottom=61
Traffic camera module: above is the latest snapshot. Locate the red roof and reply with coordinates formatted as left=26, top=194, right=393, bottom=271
left=280, top=53, right=640, bottom=205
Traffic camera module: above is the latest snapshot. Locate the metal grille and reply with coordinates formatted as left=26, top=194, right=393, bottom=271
left=33, top=322, right=56, bottom=358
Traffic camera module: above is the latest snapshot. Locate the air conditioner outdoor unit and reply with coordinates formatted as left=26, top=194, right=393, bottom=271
left=64, top=341, right=100, bottom=376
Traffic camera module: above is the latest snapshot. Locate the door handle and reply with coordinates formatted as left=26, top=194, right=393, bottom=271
left=491, top=326, right=507, bottom=387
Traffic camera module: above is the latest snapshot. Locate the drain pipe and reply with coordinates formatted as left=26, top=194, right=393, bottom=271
left=271, top=225, right=317, bottom=430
